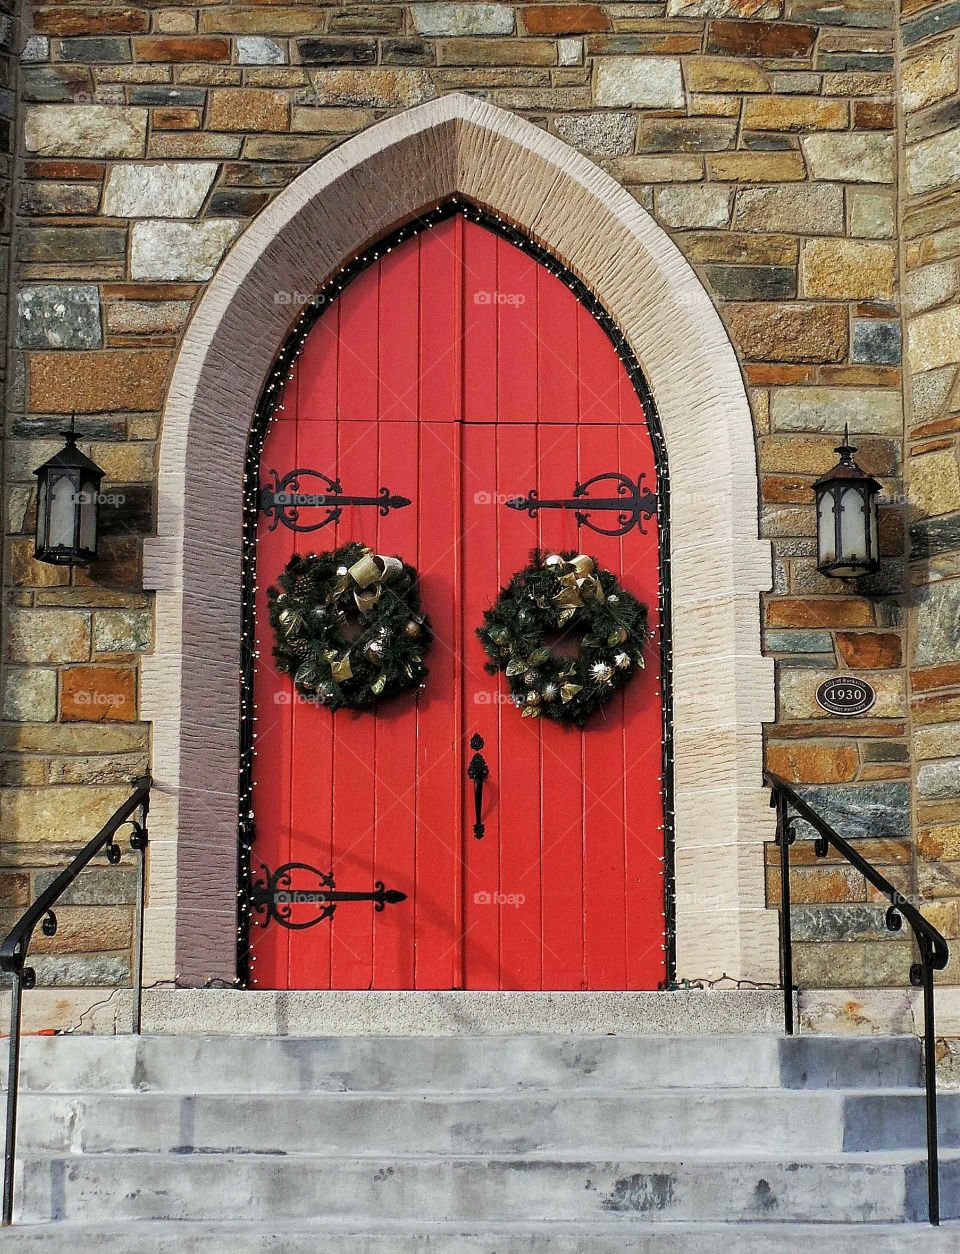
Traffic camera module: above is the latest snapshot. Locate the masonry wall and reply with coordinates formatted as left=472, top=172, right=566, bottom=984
left=0, top=0, right=949, bottom=991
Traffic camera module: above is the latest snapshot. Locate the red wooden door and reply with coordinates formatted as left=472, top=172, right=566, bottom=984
left=248, top=212, right=666, bottom=991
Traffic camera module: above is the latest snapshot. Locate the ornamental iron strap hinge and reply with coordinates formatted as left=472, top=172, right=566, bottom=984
left=260, top=468, right=412, bottom=533
left=250, top=862, right=406, bottom=930
left=506, top=471, right=657, bottom=537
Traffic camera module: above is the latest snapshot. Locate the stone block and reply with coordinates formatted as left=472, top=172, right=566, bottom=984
left=595, top=57, right=684, bottom=108
left=637, top=118, right=737, bottom=152
left=103, top=162, right=217, bottom=218
left=21, top=226, right=126, bottom=265
left=28, top=349, right=171, bottom=413
left=105, top=299, right=192, bottom=335
left=767, top=597, right=874, bottom=627
left=852, top=319, right=900, bottom=365
left=903, top=42, right=958, bottom=114
left=6, top=609, right=90, bottom=664
left=685, top=56, right=769, bottom=94
left=705, top=264, right=796, bottom=300
left=151, top=133, right=242, bottom=159
left=918, top=823, right=960, bottom=860
left=522, top=5, right=610, bottom=32
left=848, top=187, right=894, bottom=239
left=24, top=105, right=147, bottom=158
left=902, top=1, right=960, bottom=47
left=16, top=285, right=101, bottom=350
left=131, top=220, right=240, bottom=281
left=306, top=69, right=434, bottom=107
left=766, top=743, right=859, bottom=783
left=765, top=628, right=834, bottom=652
left=133, top=36, right=229, bottom=61
left=2, top=668, right=57, bottom=722
left=156, top=9, right=197, bottom=33
left=905, top=260, right=957, bottom=317
left=238, top=37, right=286, bottom=65
left=919, top=759, right=960, bottom=800
left=910, top=448, right=960, bottom=516
left=410, top=3, right=514, bottom=34
left=797, top=780, right=910, bottom=839
left=656, top=185, right=732, bottom=229
left=800, top=239, right=896, bottom=300
left=296, top=37, right=378, bottom=64
left=734, top=184, right=844, bottom=235
left=558, top=38, right=582, bottom=66
left=94, top=608, right=153, bottom=653
left=801, top=132, right=895, bottom=183
left=60, top=665, right=136, bottom=723
left=743, top=95, right=847, bottom=131
left=19, top=181, right=101, bottom=216
left=554, top=112, right=636, bottom=156
left=914, top=581, right=960, bottom=666
left=707, top=151, right=806, bottom=181
left=22, top=36, right=49, bottom=62
left=208, top=88, right=289, bottom=132
left=779, top=666, right=905, bottom=720
left=908, top=128, right=960, bottom=197
left=835, top=631, right=902, bottom=669
left=770, top=386, right=901, bottom=435
left=907, top=305, right=960, bottom=374
left=55, top=36, right=130, bottom=64
left=34, top=8, right=148, bottom=35
left=726, top=302, right=848, bottom=362
left=201, top=8, right=323, bottom=34
left=707, top=19, right=816, bottom=57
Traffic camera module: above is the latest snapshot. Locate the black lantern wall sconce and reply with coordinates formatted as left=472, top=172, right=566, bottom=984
left=33, top=416, right=105, bottom=567
left=813, top=426, right=882, bottom=579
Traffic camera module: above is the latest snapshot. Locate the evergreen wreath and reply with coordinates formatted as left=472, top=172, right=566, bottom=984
left=268, top=542, right=432, bottom=711
left=477, top=550, right=649, bottom=726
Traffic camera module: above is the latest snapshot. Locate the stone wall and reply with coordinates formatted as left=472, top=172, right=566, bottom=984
left=901, top=0, right=960, bottom=993
left=0, top=0, right=948, bottom=991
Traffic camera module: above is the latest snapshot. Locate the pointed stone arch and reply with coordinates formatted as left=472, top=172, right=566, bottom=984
left=142, top=92, right=778, bottom=988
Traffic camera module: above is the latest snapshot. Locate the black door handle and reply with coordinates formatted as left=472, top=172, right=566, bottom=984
left=467, top=733, right=489, bottom=840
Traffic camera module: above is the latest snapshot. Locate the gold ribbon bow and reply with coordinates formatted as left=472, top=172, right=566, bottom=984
left=347, top=548, right=403, bottom=613
left=548, top=553, right=603, bottom=609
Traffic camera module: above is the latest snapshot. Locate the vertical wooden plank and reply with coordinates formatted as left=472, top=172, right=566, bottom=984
left=249, top=402, right=298, bottom=989
left=415, top=420, right=463, bottom=988
left=578, top=309, right=622, bottom=425
left=495, top=234, right=539, bottom=424
left=419, top=215, right=461, bottom=424
left=379, top=243, right=420, bottom=422
left=495, top=423, right=543, bottom=989
left=462, top=219, right=499, bottom=424
left=295, top=301, right=339, bottom=422
left=337, top=260, right=380, bottom=423
left=578, top=422, right=628, bottom=989
left=371, top=420, right=420, bottom=987
left=460, top=422, right=501, bottom=988
left=535, top=423, right=587, bottom=989
left=537, top=263, right=580, bottom=426
left=619, top=418, right=667, bottom=990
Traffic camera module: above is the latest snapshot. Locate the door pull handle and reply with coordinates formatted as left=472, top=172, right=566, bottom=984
left=467, top=733, right=489, bottom=840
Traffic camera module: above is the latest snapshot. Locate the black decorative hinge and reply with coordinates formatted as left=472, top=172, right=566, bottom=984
left=250, top=862, right=406, bottom=930
left=506, top=471, right=657, bottom=537
left=259, top=468, right=411, bottom=534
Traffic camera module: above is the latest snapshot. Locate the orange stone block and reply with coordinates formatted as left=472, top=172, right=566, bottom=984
left=767, top=597, right=875, bottom=628
left=522, top=4, right=611, bottom=33
left=835, top=631, right=903, bottom=669
left=28, top=350, right=171, bottom=414
left=766, top=743, right=859, bottom=784
left=134, top=37, right=231, bottom=62
left=60, top=666, right=137, bottom=723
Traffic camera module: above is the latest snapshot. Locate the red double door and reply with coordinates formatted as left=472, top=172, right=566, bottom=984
left=250, top=213, right=666, bottom=991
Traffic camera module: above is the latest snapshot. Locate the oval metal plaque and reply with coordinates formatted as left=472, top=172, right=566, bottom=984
left=816, top=675, right=876, bottom=716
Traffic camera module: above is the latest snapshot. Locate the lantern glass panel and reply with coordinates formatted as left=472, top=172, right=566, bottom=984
left=839, top=486, right=868, bottom=562
left=817, top=489, right=836, bottom=567
left=79, top=474, right=98, bottom=554
left=49, top=473, right=77, bottom=551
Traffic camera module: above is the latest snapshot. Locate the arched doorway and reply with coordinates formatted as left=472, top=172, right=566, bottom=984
left=244, top=205, right=669, bottom=990
left=143, top=93, right=778, bottom=990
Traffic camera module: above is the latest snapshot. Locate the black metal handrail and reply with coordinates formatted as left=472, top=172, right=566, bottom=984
left=765, top=769, right=949, bottom=1226
left=0, top=774, right=150, bottom=1227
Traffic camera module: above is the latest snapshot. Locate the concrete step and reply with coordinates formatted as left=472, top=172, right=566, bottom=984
left=3, top=1032, right=922, bottom=1094
left=12, top=1088, right=960, bottom=1156
left=2, top=1220, right=960, bottom=1253
left=16, top=1150, right=960, bottom=1224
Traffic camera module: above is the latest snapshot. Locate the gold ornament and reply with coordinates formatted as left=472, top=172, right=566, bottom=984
left=560, top=682, right=582, bottom=703
left=568, top=554, right=595, bottom=578
left=405, top=620, right=422, bottom=638
left=330, top=655, right=353, bottom=682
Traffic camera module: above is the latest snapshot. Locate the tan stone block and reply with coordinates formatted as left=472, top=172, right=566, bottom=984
left=908, top=304, right=960, bottom=374
left=208, top=89, right=289, bottom=133
left=89, top=442, right=154, bottom=483
left=910, top=448, right=960, bottom=516
left=156, top=9, right=197, bottom=34
left=305, top=69, right=434, bottom=107
left=436, top=38, right=556, bottom=65
left=2, top=668, right=57, bottom=723
left=734, top=184, right=844, bottom=236
left=767, top=598, right=874, bottom=627
left=918, top=824, right=960, bottom=861
left=801, top=133, right=895, bottom=183
left=150, top=133, right=243, bottom=159
left=743, top=96, right=848, bottom=132
left=60, top=666, right=137, bottom=723
left=24, top=106, right=147, bottom=159
left=105, top=300, right=192, bottom=335
left=903, top=43, right=959, bottom=114
left=690, top=94, right=742, bottom=118
left=0, top=723, right=147, bottom=755
left=908, top=129, right=960, bottom=197
left=28, top=350, right=171, bottom=414
left=685, top=56, right=769, bottom=94
left=765, top=743, right=859, bottom=783
left=916, top=724, right=960, bottom=760
left=7, top=537, right=70, bottom=588
left=610, top=155, right=703, bottom=183
left=201, top=8, right=324, bottom=34
left=726, top=302, right=847, bottom=363
left=707, top=151, right=806, bottom=182
left=800, top=239, right=896, bottom=300
left=682, top=232, right=797, bottom=266
left=778, top=667, right=905, bottom=720
left=848, top=187, right=895, bottom=240
left=6, top=609, right=90, bottom=664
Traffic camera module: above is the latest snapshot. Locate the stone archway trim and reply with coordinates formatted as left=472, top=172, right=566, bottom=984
left=142, top=92, right=778, bottom=987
